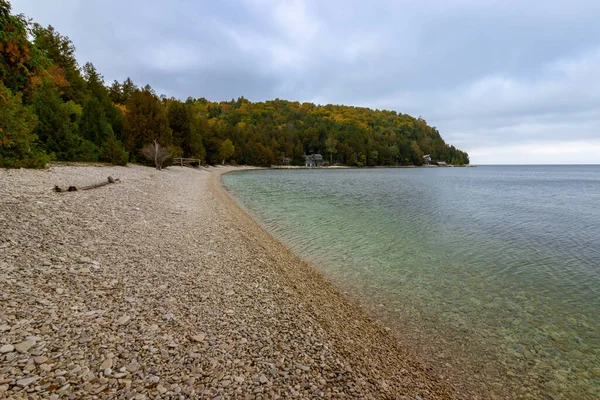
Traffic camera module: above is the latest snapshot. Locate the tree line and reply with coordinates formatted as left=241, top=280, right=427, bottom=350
left=0, top=1, right=469, bottom=169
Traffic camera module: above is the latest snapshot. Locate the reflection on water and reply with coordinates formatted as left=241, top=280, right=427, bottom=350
left=222, top=166, right=600, bottom=399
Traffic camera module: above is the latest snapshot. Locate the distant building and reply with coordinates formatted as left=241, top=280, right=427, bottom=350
left=282, top=157, right=291, bottom=165
left=436, top=161, right=447, bottom=166
left=423, top=154, right=432, bottom=164
left=303, top=154, right=324, bottom=167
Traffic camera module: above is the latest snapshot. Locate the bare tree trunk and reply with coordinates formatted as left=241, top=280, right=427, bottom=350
left=154, top=140, right=160, bottom=170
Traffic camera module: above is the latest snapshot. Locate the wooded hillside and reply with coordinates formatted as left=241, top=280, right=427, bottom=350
left=0, top=0, right=469, bottom=168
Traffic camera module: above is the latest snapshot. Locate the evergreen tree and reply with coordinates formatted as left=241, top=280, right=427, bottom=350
left=78, top=97, right=107, bottom=147
left=123, top=88, right=172, bottom=161
left=32, top=24, right=87, bottom=104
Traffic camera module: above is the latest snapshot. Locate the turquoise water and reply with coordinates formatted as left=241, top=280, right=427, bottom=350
left=221, top=166, right=600, bottom=399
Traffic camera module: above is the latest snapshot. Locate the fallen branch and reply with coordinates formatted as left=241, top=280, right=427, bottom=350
left=54, top=176, right=120, bottom=193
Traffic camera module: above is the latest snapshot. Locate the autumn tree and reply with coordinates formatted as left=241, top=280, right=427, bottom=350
left=325, top=133, right=338, bottom=164
left=219, top=138, right=235, bottom=165
left=32, top=24, right=87, bottom=104
left=0, top=0, right=47, bottom=95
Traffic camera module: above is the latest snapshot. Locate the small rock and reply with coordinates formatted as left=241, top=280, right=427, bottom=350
left=191, top=334, right=206, bottom=342
left=15, top=339, right=36, bottom=353
left=221, top=380, right=231, bottom=387
left=55, top=288, right=64, bottom=294
left=79, top=333, right=93, bottom=343
left=225, top=290, right=235, bottom=296
left=0, top=344, right=14, bottom=353
left=0, top=325, right=10, bottom=332
left=24, top=364, right=36, bottom=372
left=163, top=313, right=174, bottom=321
left=189, top=352, right=202, bottom=359
left=295, top=364, right=310, bottom=372
left=100, top=358, right=113, bottom=369
left=259, top=375, right=268, bottom=384
left=17, top=376, right=40, bottom=387
left=126, top=362, right=140, bottom=373
left=156, top=384, right=167, bottom=394
left=117, top=315, right=131, bottom=325
left=234, top=376, right=244, bottom=383
left=34, top=356, right=49, bottom=364
left=114, top=372, right=127, bottom=378
left=124, top=297, right=136, bottom=303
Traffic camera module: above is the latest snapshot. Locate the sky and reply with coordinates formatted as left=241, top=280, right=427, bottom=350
left=11, top=0, right=600, bottom=164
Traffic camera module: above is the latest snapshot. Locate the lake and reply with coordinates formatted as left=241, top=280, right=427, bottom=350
left=221, top=166, right=600, bottom=399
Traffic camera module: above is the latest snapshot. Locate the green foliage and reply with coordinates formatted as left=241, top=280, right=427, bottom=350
left=78, top=97, right=107, bottom=146
left=1, top=2, right=469, bottom=169
left=123, top=88, right=172, bottom=161
left=0, top=1, right=48, bottom=96
left=32, top=24, right=87, bottom=104
left=32, top=81, right=90, bottom=161
left=100, top=127, right=128, bottom=165
left=0, top=82, right=48, bottom=168
left=168, top=100, right=206, bottom=162
left=219, top=138, right=235, bottom=164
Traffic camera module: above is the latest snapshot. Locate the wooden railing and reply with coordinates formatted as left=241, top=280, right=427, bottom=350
left=173, top=158, right=202, bottom=167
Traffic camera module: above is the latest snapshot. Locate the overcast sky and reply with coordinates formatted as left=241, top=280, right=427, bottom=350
left=12, top=0, right=600, bottom=164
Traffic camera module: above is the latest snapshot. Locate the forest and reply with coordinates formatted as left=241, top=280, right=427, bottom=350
left=0, top=1, right=469, bottom=169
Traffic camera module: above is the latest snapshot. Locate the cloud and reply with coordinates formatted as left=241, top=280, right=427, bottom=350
left=10, top=0, right=600, bottom=164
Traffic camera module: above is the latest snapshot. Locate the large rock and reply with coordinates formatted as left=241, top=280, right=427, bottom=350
left=14, top=339, right=36, bottom=353
left=17, top=376, right=40, bottom=387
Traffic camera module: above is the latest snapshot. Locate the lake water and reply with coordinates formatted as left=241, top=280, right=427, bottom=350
left=221, top=166, right=600, bottom=399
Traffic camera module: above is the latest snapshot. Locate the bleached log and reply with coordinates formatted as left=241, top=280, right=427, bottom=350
left=54, top=176, right=120, bottom=192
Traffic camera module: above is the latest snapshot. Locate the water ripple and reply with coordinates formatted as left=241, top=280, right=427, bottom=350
left=223, top=166, right=600, bottom=399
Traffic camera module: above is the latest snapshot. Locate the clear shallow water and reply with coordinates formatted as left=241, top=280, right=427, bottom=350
left=222, top=166, right=600, bottom=399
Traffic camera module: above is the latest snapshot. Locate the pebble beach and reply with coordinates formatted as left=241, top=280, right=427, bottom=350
left=0, top=164, right=457, bottom=399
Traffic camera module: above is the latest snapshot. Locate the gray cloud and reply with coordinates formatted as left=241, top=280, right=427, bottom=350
left=12, top=0, right=600, bottom=163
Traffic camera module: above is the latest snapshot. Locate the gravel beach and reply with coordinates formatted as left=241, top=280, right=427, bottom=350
left=0, top=164, right=456, bottom=399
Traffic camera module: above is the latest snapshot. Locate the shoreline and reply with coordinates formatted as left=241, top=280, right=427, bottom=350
left=208, top=167, right=461, bottom=398
left=1, top=164, right=459, bottom=399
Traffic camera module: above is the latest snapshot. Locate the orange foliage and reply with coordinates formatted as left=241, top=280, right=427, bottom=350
left=48, top=66, right=70, bottom=88
left=115, top=103, right=127, bottom=114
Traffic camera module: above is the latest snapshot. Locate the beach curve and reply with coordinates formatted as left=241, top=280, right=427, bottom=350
left=0, top=164, right=458, bottom=399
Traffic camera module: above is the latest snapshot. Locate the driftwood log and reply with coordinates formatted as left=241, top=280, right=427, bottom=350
left=54, top=176, right=120, bottom=193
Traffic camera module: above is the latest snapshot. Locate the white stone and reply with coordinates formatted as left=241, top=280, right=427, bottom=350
left=17, top=376, right=40, bottom=387
left=0, top=344, right=14, bottom=353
